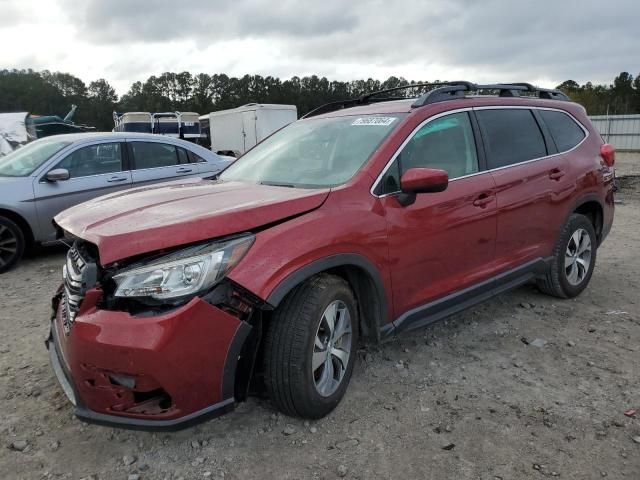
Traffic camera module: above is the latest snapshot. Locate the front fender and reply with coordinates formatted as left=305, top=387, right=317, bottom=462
left=226, top=185, right=393, bottom=333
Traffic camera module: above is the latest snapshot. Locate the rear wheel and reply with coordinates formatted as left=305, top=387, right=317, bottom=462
left=537, top=213, right=597, bottom=298
left=0, top=216, right=25, bottom=273
left=263, top=274, right=358, bottom=419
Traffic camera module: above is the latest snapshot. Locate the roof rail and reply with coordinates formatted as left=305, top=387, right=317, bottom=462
left=358, top=81, right=476, bottom=103
left=411, top=83, right=548, bottom=107
left=303, top=81, right=570, bottom=118
left=503, top=83, right=570, bottom=101
left=301, top=99, right=362, bottom=119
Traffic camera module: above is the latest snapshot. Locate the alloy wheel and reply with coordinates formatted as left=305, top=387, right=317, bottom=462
left=312, top=300, right=353, bottom=397
left=565, top=227, right=592, bottom=286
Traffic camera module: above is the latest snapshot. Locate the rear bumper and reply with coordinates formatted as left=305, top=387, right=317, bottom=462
left=46, top=289, right=251, bottom=431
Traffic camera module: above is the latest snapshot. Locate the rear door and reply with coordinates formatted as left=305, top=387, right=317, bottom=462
left=475, top=107, right=575, bottom=272
left=128, top=140, right=201, bottom=187
left=377, top=111, right=498, bottom=324
left=33, top=141, right=131, bottom=243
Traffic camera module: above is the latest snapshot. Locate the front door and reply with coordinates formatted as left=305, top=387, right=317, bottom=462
left=33, top=141, right=131, bottom=243
left=376, top=111, right=497, bottom=326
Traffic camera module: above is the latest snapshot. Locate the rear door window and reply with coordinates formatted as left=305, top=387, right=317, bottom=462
left=539, top=110, right=586, bottom=152
left=187, top=150, right=206, bottom=163
left=131, top=142, right=180, bottom=169
left=476, top=109, right=547, bottom=169
left=176, top=147, right=190, bottom=164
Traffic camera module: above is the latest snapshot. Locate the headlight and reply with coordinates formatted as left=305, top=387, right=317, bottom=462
left=113, top=234, right=254, bottom=300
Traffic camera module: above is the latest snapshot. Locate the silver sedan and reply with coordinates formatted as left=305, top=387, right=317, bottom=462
left=0, top=132, right=234, bottom=272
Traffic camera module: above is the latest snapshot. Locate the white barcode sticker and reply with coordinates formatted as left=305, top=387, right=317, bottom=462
left=351, top=117, right=397, bottom=126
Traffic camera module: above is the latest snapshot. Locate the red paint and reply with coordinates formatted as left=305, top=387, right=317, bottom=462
left=54, top=288, right=241, bottom=420
left=400, top=168, right=449, bottom=193
left=384, top=172, right=498, bottom=315
left=51, top=94, right=615, bottom=427
left=54, top=180, right=329, bottom=265
left=490, top=153, right=575, bottom=271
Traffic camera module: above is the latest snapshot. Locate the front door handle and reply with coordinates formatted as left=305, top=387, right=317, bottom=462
left=549, top=169, right=566, bottom=180
left=473, top=193, right=494, bottom=208
left=107, top=176, right=127, bottom=183
left=176, top=167, right=193, bottom=173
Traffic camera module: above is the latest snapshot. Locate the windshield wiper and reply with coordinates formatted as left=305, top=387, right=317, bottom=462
left=259, top=181, right=297, bottom=188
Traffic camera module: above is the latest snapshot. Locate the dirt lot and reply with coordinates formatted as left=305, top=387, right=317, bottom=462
left=615, top=152, right=640, bottom=177
left=1, top=178, right=639, bottom=480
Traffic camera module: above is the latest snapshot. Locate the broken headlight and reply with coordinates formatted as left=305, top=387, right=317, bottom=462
left=113, top=234, right=254, bottom=300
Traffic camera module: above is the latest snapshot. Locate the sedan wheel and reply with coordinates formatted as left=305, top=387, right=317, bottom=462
left=0, top=217, right=25, bottom=273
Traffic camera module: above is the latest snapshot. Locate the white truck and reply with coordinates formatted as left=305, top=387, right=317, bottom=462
left=200, top=103, right=297, bottom=156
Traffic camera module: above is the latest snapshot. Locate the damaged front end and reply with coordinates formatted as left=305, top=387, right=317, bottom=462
left=46, top=235, right=269, bottom=430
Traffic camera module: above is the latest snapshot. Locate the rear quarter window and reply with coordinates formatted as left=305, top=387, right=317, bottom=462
left=476, top=109, right=547, bottom=169
left=539, top=110, right=586, bottom=152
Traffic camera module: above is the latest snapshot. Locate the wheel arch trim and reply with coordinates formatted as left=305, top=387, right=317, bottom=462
left=567, top=194, right=605, bottom=243
left=265, top=254, right=390, bottom=340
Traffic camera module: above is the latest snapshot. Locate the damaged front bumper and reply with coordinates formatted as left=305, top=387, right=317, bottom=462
left=46, top=288, right=252, bottom=431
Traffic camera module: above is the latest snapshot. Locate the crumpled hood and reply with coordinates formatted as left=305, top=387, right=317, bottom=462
left=55, top=179, right=330, bottom=265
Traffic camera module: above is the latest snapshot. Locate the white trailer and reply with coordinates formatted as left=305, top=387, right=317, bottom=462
left=200, top=103, right=297, bottom=156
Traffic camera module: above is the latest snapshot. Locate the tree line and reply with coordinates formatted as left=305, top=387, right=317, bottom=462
left=1, top=69, right=640, bottom=132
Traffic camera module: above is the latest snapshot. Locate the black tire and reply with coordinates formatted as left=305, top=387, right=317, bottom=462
left=263, top=274, right=359, bottom=419
left=0, top=216, right=25, bottom=274
left=537, top=213, right=597, bottom=298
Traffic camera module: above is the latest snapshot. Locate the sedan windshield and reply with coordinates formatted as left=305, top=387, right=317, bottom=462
left=220, top=114, right=405, bottom=188
left=0, top=138, right=71, bottom=177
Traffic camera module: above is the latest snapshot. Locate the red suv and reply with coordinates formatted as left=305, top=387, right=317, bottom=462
left=47, top=82, right=615, bottom=430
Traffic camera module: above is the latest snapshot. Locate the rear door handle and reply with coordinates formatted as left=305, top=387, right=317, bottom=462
left=176, top=167, right=193, bottom=173
left=473, top=193, right=494, bottom=208
left=549, top=169, right=566, bottom=180
left=107, top=176, right=127, bottom=183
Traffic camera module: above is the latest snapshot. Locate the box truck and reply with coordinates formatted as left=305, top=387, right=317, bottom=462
left=200, top=103, right=297, bottom=156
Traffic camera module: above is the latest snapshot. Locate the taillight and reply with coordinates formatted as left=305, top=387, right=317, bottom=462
left=600, top=143, right=615, bottom=167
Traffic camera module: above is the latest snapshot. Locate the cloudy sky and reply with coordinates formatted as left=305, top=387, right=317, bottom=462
left=1, top=0, right=638, bottom=95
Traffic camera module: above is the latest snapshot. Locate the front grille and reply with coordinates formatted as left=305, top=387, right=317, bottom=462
left=61, top=245, right=97, bottom=334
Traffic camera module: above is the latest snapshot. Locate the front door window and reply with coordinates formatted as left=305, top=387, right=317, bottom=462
left=377, top=112, right=479, bottom=195
left=56, top=143, right=123, bottom=178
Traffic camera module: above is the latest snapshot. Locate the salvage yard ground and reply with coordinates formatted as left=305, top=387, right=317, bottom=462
left=1, top=175, right=639, bottom=480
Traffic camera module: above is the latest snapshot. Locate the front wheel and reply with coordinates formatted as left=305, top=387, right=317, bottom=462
left=263, top=274, right=358, bottom=419
left=537, top=213, right=597, bottom=298
left=0, top=216, right=25, bottom=273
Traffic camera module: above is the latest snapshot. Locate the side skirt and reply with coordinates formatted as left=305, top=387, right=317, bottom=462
left=381, top=258, right=551, bottom=339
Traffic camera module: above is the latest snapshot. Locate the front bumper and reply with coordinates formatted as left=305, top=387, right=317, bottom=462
left=46, top=289, right=251, bottom=431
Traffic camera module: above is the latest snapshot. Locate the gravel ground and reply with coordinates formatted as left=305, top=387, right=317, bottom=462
left=615, top=152, right=640, bottom=177
left=1, top=177, right=639, bottom=480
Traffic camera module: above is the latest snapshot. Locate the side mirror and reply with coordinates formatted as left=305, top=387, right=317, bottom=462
left=397, top=168, right=448, bottom=206
left=45, top=168, right=70, bottom=182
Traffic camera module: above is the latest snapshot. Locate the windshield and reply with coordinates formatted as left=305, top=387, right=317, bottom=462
left=220, top=114, right=405, bottom=188
left=0, top=138, right=72, bottom=177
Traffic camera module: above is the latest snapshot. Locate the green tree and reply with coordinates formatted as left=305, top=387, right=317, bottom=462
left=87, top=79, right=118, bottom=131
left=611, top=72, right=635, bottom=113
left=4, top=69, right=640, bottom=130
